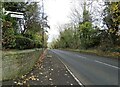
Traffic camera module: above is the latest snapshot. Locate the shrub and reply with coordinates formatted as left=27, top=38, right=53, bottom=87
left=15, top=35, right=35, bottom=50
left=23, top=32, right=42, bottom=48
left=2, top=28, right=16, bottom=49
left=23, top=32, right=34, bottom=39
left=34, top=40, right=42, bottom=48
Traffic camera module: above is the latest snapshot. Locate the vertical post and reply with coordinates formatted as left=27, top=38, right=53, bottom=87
left=41, top=0, right=44, bottom=53
left=0, top=1, right=2, bottom=86
left=42, top=27, right=44, bottom=52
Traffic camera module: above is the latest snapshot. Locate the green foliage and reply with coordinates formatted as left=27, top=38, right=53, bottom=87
left=51, top=4, right=100, bottom=49
left=34, top=33, right=42, bottom=48
left=3, top=2, right=26, bottom=12
left=15, top=32, right=42, bottom=49
left=103, top=2, right=120, bottom=45
left=78, top=22, right=100, bottom=49
left=2, top=27, right=16, bottom=49
left=59, top=28, right=74, bottom=48
left=23, top=32, right=42, bottom=48
left=54, top=28, right=74, bottom=48
left=50, top=1, right=119, bottom=54
left=2, top=15, right=17, bottom=49
left=23, top=31, right=35, bottom=39
left=83, top=2, right=91, bottom=23
left=24, top=2, right=43, bottom=33
left=2, top=2, right=48, bottom=50
left=15, top=35, right=35, bottom=50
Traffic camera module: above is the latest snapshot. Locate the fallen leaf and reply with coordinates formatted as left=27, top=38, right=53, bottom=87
left=45, top=76, right=48, bottom=78
left=50, top=73, right=52, bottom=75
left=37, top=78, right=39, bottom=81
left=31, top=73, right=33, bottom=75
left=17, top=82, right=23, bottom=85
left=14, top=81, right=17, bottom=84
left=23, top=81, right=26, bottom=84
left=65, top=74, right=67, bottom=76
left=26, top=78, right=29, bottom=81
left=21, top=75, right=25, bottom=79
left=49, top=78, right=52, bottom=81
left=39, top=72, right=43, bottom=75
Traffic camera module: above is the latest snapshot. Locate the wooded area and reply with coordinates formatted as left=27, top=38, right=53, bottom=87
left=2, top=1, right=48, bottom=50
left=51, top=2, right=120, bottom=54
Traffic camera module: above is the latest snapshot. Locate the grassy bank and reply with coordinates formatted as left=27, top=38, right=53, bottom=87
left=2, top=49, right=42, bottom=81
left=62, top=48, right=120, bottom=59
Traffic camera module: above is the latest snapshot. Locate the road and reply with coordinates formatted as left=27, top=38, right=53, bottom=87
left=49, top=49, right=119, bottom=86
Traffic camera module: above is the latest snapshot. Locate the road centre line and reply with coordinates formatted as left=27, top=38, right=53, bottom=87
left=76, top=54, right=119, bottom=70
left=77, top=55, right=87, bottom=59
left=94, top=60, right=120, bottom=69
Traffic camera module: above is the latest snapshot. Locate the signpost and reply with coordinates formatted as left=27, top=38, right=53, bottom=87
left=3, top=8, right=24, bottom=18
left=2, top=8, right=24, bottom=33
left=10, top=14, right=24, bottom=19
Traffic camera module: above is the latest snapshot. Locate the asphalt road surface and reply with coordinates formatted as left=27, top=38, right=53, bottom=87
left=50, top=49, right=119, bottom=86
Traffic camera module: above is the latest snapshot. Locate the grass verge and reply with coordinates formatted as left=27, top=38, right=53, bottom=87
left=62, top=48, right=120, bottom=59
left=2, top=48, right=42, bottom=81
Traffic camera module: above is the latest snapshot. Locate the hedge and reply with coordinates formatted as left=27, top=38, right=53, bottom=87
left=15, top=35, right=35, bottom=50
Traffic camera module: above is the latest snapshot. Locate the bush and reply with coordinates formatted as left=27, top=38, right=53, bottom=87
left=34, top=40, right=42, bottom=48
left=2, top=28, right=16, bottom=49
left=15, top=35, right=35, bottom=50
left=23, top=32, right=43, bottom=48
left=23, top=32, right=34, bottom=39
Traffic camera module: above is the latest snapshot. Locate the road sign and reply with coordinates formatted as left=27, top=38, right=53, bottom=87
left=3, top=8, right=24, bottom=18
left=10, top=14, right=24, bottom=19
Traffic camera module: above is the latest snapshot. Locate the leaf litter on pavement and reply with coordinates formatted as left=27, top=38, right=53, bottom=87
left=11, top=51, right=79, bottom=86
left=13, top=55, right=45, bottom=86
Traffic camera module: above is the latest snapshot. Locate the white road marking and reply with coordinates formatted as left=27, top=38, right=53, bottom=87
left=58, top=57, right=84, bottom=86
left=64, top=63, right=83, bottom=86
left=76, top=55, right=87, bottom=59
left=95, top=60, right=120, bottom=69
left=77, top=54, right=119, bottom=69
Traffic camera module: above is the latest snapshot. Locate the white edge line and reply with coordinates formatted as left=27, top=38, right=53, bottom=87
left=95, top=60, right=120, bottom=69
left=58, top=57, right=84, bottom=86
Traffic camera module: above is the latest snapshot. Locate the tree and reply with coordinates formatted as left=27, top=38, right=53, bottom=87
left=83, top=2, right=91, bottom=23
left=103, top=2, right=120, bottom=45
left=2, top=1, right=48, bottom=49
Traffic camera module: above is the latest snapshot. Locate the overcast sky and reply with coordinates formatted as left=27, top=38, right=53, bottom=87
left=43, top=0, right=77, bottom=43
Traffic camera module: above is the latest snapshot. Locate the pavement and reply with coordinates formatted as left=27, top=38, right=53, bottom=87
left=51, top=49, right=120, bottom=86
left=2, top=50, right=80, bottom=86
